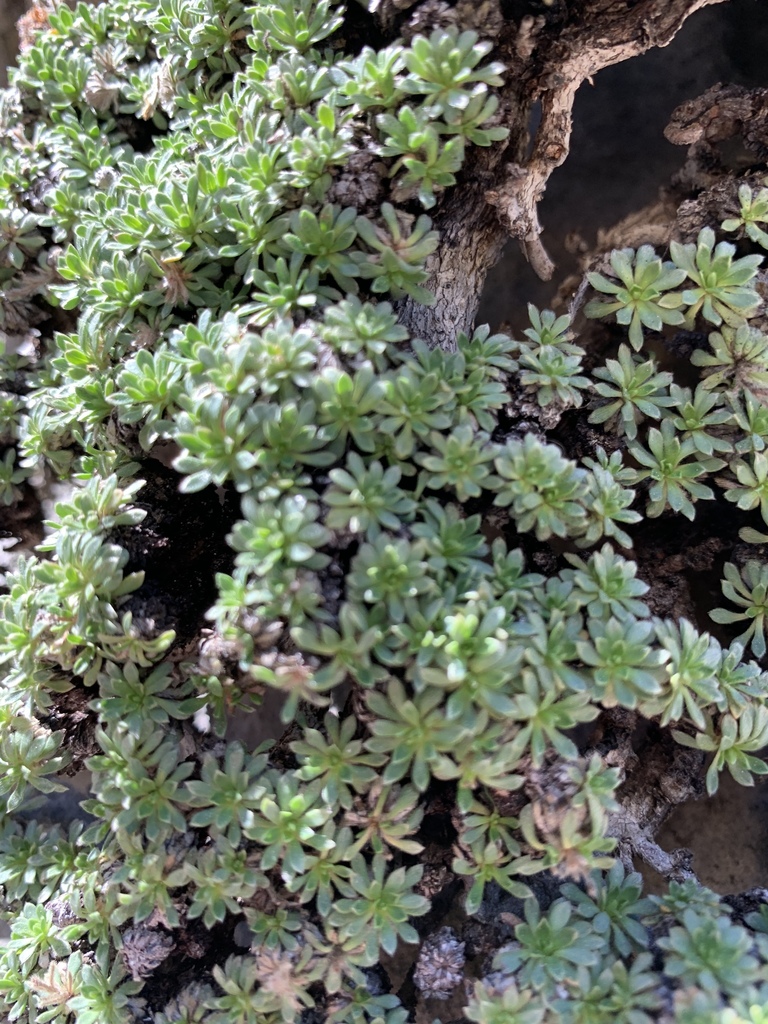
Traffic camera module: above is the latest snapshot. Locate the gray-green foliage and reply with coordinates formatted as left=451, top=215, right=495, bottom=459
left=2, top=1, right=768, bottom=1023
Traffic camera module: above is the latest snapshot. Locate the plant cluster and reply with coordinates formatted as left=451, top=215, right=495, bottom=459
left=2, top=1, right=768, bottom=1023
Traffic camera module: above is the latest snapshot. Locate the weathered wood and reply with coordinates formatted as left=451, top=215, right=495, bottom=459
left=395, top=0, right=729, bottom=350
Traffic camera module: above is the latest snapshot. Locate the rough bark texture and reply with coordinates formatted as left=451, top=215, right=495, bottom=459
left=394, top=163, right=514, bottom=352
left=391, top=0, right=728, bottom=350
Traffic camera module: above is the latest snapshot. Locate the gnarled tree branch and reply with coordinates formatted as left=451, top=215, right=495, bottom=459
left=396, top=0, right=729, bottom=350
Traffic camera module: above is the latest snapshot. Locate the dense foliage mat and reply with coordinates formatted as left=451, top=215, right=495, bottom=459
left=3, top=1, right=768, bottom=1022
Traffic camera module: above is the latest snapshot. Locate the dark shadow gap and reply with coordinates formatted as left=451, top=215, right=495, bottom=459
left=477, top=0, right=768, bottom=334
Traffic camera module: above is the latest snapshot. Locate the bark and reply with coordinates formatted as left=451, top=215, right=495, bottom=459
left=390, top=0, right=729, bottom=350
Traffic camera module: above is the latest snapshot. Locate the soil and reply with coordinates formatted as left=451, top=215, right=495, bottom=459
left=0, top=0, right=24, bottom=88
left=653, top=772, right=768, bottom=894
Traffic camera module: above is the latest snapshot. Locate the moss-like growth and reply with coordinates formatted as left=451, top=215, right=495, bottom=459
left=3, top=1, right=768, bottom=1022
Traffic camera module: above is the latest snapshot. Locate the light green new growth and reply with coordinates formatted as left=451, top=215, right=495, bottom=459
left=2, top=2, right=768, bottom=1023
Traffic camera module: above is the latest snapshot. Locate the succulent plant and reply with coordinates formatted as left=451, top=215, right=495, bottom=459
left=1, top=4, right=768, bottom=1024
